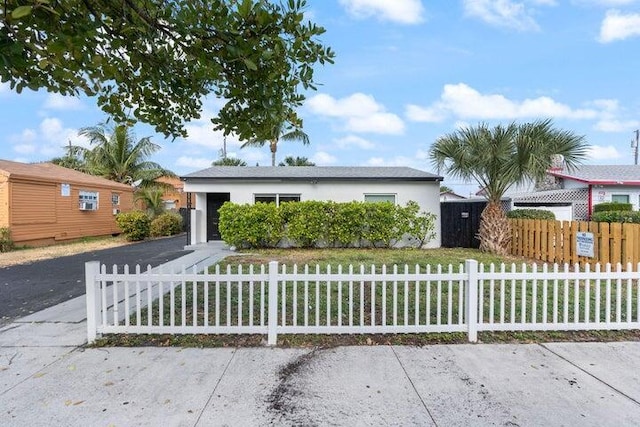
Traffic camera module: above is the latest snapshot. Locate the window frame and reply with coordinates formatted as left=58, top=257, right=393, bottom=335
left=364, top=194, right=396, bottom=204
left=254, top=193, right=301, bottom=206
left=611, top=194, right=630, bottom=204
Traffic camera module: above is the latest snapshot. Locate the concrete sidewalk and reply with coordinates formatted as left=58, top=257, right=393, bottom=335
left=2, top=245, right=640, bottom=426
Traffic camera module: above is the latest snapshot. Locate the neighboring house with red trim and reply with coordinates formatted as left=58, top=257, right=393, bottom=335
left=507, top=165, right=640, bottom=220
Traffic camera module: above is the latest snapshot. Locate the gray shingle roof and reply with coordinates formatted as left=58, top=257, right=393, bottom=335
left=182, top=166, right=442, bottom=181
left=549, top=165, right=640, bottom=183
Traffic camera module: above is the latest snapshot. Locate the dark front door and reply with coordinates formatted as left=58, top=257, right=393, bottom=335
left=206, top=193, right=231, bottom=241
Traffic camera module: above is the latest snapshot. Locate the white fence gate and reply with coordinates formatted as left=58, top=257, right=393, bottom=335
left=85, top=260, right=640, bottom=345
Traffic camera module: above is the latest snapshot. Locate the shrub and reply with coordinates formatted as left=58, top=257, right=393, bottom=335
left=115, top=211, right=151, bottom=241
left=591, top=211, right=640, bottom=223
left=218, top=200, right=438, bottom=249
left=396, top=201, right=437, bottom=247
left=218, top=202, right=283, bottom=248
left=507, top=209, right=555, bottom=220
left=593, top=202, right=632, bottom=213
left=280, top=201, right=329, bottom=247
left=326, top=202, right=366, bottom=247
left=150, top=212, right=183, bottom=237
left=0, top=227, right=14, bottom=252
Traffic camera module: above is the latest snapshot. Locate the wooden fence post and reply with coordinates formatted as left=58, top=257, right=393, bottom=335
left=465, top=259, right=479, bottom=343
left=267, top=261, right=279, bottom=346
left=85, top=261, right=101, bottom=344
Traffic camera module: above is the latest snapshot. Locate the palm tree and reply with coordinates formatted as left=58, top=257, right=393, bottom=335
left=278, top=156, right=315, bottom=166
left=241, top=122, right=310, bottom=166
left=77, top=123, right=175, bottom=187
left=135, top=187, right=165, bottom=218
left=430, top=119, right=587, bottom=255
left=51, top=141, right=87, bottom=172
left=212, top=157, right=247, bottom=166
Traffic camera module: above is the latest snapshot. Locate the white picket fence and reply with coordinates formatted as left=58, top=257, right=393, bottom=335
left=85, top=260, right=640, bottom=344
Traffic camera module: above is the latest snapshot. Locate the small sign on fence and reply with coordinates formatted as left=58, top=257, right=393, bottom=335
left=576, top=231, right=594, bottom=257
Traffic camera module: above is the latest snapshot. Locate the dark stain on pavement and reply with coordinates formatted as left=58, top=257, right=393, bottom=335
left=267, top=347, right=325, bottom=426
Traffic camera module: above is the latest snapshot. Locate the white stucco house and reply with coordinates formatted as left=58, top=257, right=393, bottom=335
left=181, top=166, right=443, bottom=247
left=506, top=165, right=640, bottom=220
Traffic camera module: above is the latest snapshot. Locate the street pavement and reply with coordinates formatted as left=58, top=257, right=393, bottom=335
left=1, top=243, right=640, bottom=426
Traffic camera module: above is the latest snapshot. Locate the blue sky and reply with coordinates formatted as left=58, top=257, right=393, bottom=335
left=1, top=0, right=640, bottom=195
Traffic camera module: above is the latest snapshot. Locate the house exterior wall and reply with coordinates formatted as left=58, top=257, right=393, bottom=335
left=184, top=179, right=441, bottom=247
left=8, top=177, right=134, bottom=247
left=0, top=175, right=8, bottom=228
left=591, top=185, right=640, bottom=211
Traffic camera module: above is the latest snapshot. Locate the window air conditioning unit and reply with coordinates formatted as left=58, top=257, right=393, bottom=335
left=80, top=202, right=94, bottom=211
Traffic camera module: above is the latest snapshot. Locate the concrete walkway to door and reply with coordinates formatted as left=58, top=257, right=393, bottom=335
left=2, top=242, right=640, bottom=426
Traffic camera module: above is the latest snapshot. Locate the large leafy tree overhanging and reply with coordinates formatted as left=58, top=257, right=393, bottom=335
left=430, top=119, right=588, bottom=255
left=0, top=0, right=334, bottom=140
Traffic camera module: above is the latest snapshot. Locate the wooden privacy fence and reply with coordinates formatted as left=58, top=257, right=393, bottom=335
left=85, top=259, right=640, bottom=345
left=510, top=219, right=640, bottom=266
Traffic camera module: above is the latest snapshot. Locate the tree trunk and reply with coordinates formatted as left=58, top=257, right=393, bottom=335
left=478, top=201, right=511, bottom=255
left=270, top=140, right=277, bottom=166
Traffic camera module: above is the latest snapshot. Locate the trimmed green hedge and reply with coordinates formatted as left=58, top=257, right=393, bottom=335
left=218, top=200, right=437, bottom=249
left=591, top=211, right=640, bottom=223
left=593, top=202, right=632, bottom=213
left=116, top=211, right=151, bottom=241
left=507, top=209, right=555, bottom=220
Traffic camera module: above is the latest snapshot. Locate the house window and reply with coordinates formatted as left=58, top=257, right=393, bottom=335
left=111, top=193, right=120, bottom=206
left=364, top=194, right=396, bottom=204
left=611, top=194, right=630, bottom=203
left=254, top=194, right=301, bottom=206
left=79, top=191, right=99, bottom=211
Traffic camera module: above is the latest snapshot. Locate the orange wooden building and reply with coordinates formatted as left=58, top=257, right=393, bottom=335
left=0, top=160, right=134, bottom=247
left=156, top=176, right=192, bottom=209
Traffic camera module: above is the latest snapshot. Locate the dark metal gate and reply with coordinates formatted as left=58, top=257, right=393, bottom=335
left=440, top=200, right=487, bottom=248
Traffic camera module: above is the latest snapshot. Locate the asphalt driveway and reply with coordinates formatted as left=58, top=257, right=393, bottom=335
left=0, top=235, right=191, bottom=325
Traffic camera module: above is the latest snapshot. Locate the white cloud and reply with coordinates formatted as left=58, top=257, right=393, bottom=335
left=43, top=94, right=84, bottom=111
left=406, top=83, right=599, bottom=121
left=8, top=117, right=88, bottom=159
left=594, top=118, right=639, bottom=132
left=180, top=109, right=242, bottom=150
left=598, top=10, right=640, bottom=42
left=463, top=0, right=548, bottom=31
left=334, top=135, right=376, bottom=150
left=311, top=151, right=338, bottom=165
left=587, top=145, right=622, bottom=159
left=176, top=156, right=213, bottom=169
left=405, top=104, right=447, bottom=123
left=307, top=93, right=405, bottom=135
left=339, top=0, right=425, bottom=24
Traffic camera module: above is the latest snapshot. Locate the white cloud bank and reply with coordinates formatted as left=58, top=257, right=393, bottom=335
left=307, top=93, right=405, bottom=135
left=9, top=117, right=89, bottom=159
left=587, top=144, right=622, bottom=159
left=339, top=0, right=425, bottom=24
left=599, top=10, right=640, bottom=42
left=463, top=0, right=552, bottom=31
left=406, top=83, right=600, bottom=122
